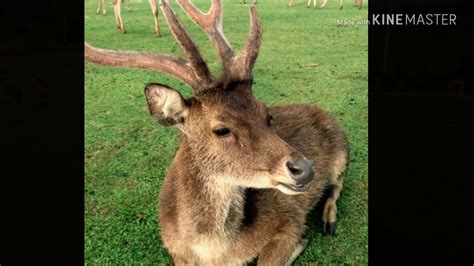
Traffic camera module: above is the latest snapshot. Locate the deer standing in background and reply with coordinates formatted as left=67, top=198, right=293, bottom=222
left=112, top=0, right=161, bottom=36
left=288, top=0, right=362, bottom=10
left=85, top=0, right=349, bottom=264
left=240, top=0, right=257, bottom=4
left=96, top=0, right=134, bottom=16
left=96, top=0, right=107, bottom=15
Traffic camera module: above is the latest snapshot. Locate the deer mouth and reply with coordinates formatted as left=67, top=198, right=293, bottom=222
left=278, top=181, right=311, bottom=192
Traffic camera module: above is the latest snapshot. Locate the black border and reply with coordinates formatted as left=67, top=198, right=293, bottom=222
left=0, top=0, right=84, bottom=263
left=369, top=0, right=474, bottom=264
left=1, top=0, right=473, bottom=264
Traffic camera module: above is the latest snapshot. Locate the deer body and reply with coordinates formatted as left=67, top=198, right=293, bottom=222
left=160, top=104, right=348, bottom=265
left=86, top=0, right=348, bottom=264
left=112, top=0, right=161, bottom=36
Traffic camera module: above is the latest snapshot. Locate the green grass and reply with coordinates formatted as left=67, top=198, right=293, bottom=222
left=85, top=0, right=368, bottom=264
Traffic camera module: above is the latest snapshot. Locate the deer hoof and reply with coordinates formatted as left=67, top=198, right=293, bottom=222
left=322, top=221, right=337, bottom=236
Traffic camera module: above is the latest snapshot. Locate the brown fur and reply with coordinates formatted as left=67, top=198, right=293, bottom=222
left=85, top=1, right=349, bottom=264
left=155, top=83, right=349, bottom=265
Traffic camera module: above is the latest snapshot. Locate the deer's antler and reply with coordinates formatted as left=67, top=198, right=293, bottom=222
left=85, top=43, right=201, bottom=89
left=175, top=0, right=262, bottom=81
left=85, top=0, right=262, bottom=94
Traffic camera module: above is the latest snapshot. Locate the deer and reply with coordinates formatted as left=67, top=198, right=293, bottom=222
left=239, top=0, right=257, bottom=5
left=96, top=0, right=107, bottom=15
left=112, top=0, right=161, bottom=36
left=85, top=0, right=349, bottom=264
left=287, top=0, right=362, bottom=10
left=96, top=0, right=134, bottom=16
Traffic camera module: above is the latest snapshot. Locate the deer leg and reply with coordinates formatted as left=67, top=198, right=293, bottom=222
left=114, top=5, right=120, bottom=29
left=358, top=0, right=363, bottom=9
left=313, top=0, right=317, bottom=8
left=96, top=0, right=106, bottom=15
left=258, top=234, right=308, bottom=265
left=113, top=0, right=120, bottom=29
left=322, top=177, right=344, bottom=236
left=102, top=0, right=107, bottom=15
left=287, top=0, right=293, bottom=7
left=114, top=1, right=126, bottom=33
left=320, top=0, right=328, bottom=8
left=285, top=237, right=309, bottom=266
left=149, top=0, right=160, bottom=37
left=126, top=0, right=133, bottom=12
left=339, top=0, right=344, bottom=9
left=118, top=9, right=126, bottom=33
left=307, top=0, right=311, bottom=8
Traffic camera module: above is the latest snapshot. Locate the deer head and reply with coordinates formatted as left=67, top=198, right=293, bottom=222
left=85, top=0, right=314, bottom=195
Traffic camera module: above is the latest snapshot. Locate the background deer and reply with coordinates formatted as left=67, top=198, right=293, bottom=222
left=112, top=0, right=161, bottom=36
left=96, top=0, right=107, bottom=15
left=288, top=0, right=362, bottom=9
left=240, top=0, right=257, bottom=4
left=85, top=0, right=349, bottom=264
left=97, top=0, right=135, bottom=16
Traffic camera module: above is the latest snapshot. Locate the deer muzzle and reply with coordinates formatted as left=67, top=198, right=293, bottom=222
left=281, top=158, right=314, bottom=192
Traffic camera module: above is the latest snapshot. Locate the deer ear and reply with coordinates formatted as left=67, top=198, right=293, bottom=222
left=144, top=83, right=189, bottom=127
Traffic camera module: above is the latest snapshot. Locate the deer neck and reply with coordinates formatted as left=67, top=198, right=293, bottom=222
left=176, top=137, right=246, bottom=236
left=196, top=175, right=246, bottom=235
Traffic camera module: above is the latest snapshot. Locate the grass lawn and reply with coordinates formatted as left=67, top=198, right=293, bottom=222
left=85, top=0, right=368, bottom=264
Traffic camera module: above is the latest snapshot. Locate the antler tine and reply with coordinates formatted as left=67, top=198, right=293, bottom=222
left=160, top=0, right=214, bottom=89
left=234, top=6, right=263, bottom=79
left=176, top=0, right=234, bottom=69
left=85, top=1, right=262, bottom=94
left=174, top=0, right=262, bottom=82
left=85, top=43, right=201, bottom=89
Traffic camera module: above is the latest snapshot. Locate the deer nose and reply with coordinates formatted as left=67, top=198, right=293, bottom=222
left=286, top=159, right=314, bottom=185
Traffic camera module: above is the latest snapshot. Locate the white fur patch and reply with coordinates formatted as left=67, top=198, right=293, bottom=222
left=208, top=172, right=301, bottom=196
left=275, top=184, right=304, bottom=195
left=192, top=237, right=230, bottom=261
left=153, top=88, right=188, bottom=119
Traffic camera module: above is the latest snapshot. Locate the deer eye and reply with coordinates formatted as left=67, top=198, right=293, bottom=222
left=213, top=127, right=231, bottom=137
